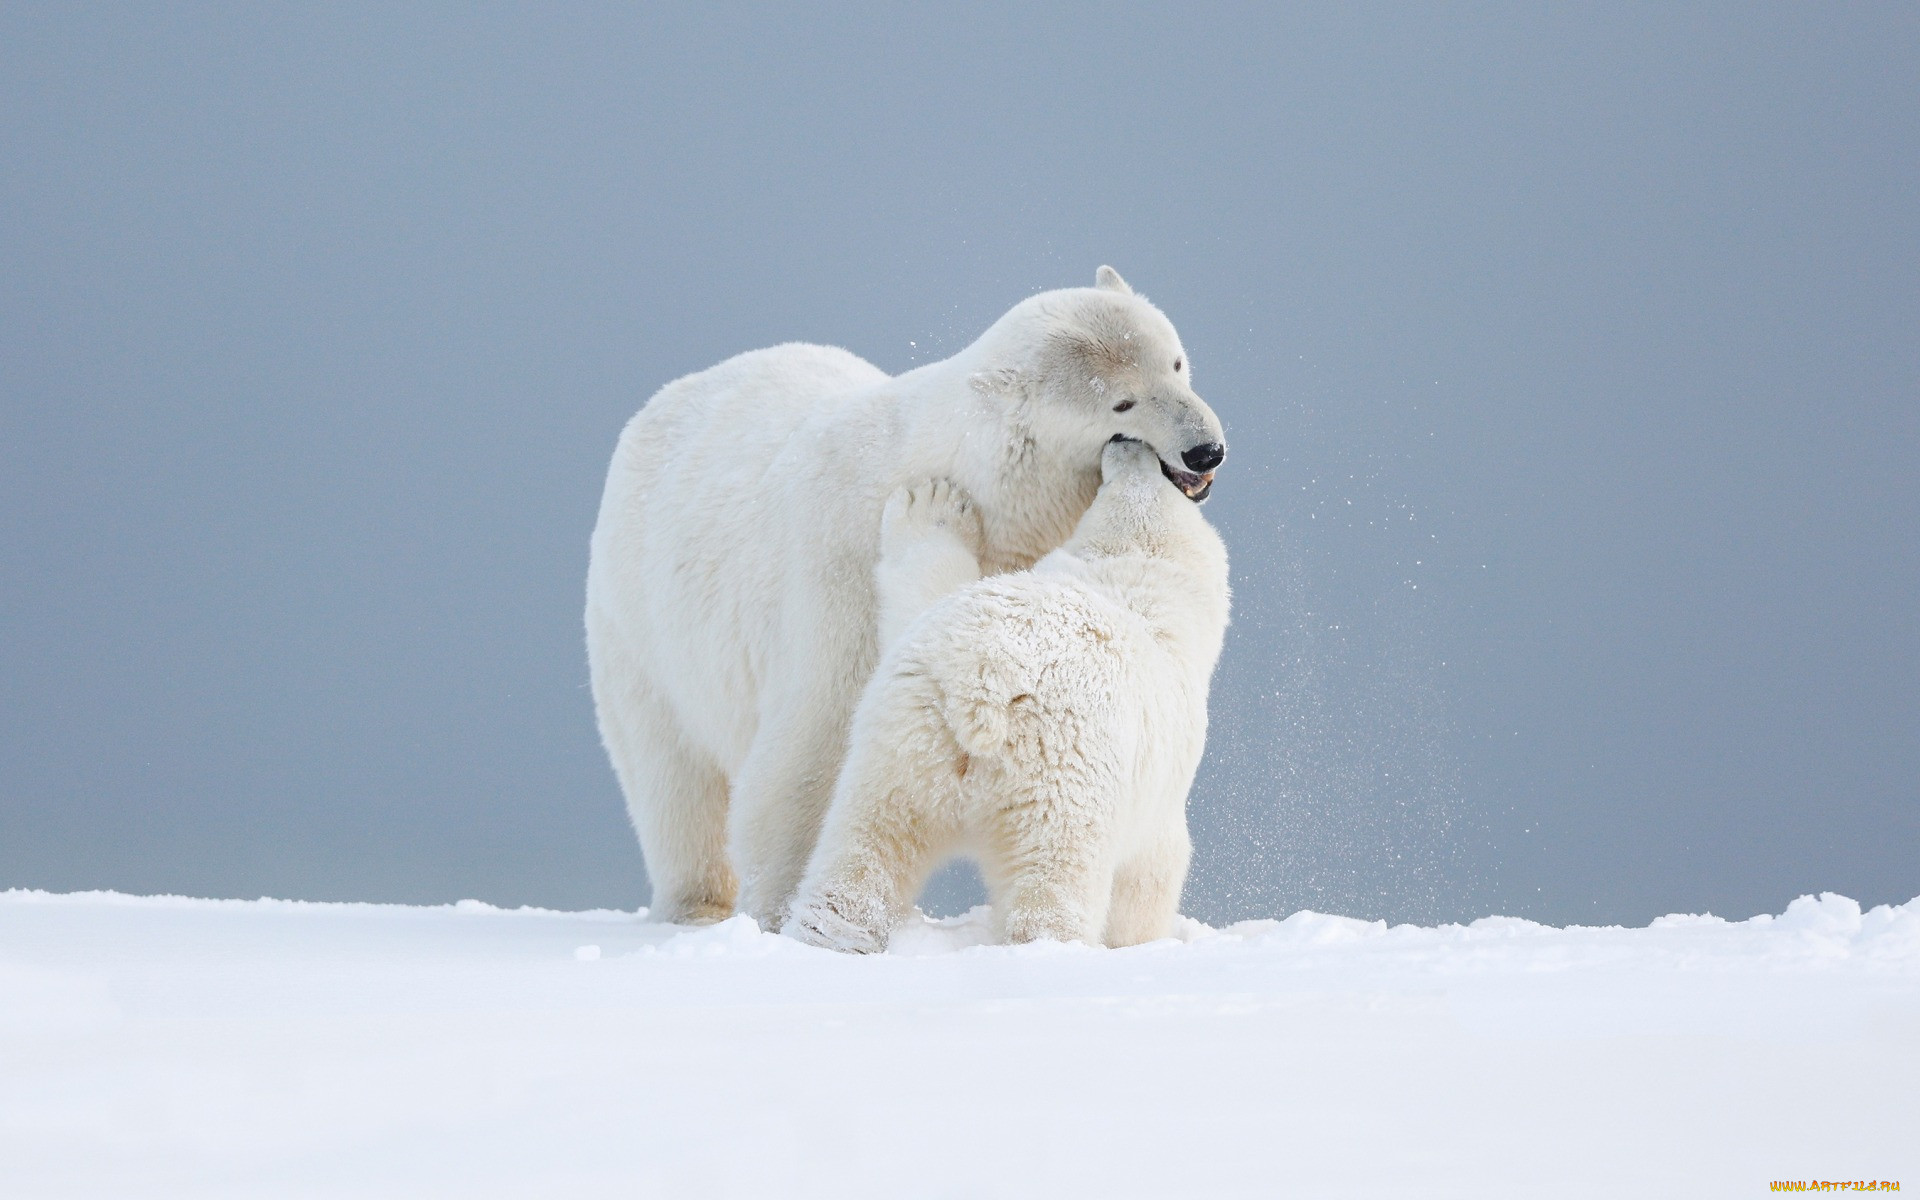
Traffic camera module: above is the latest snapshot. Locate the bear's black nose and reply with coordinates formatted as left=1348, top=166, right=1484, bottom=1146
left=1182, top=442, right=1225, bottom=473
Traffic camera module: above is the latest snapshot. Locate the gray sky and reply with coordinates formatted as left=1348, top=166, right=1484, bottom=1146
left=3, top=4, right=1915, bottom=925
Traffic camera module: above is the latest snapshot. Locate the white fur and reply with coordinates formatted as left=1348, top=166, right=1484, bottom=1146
left=784, top=438, right=1231, bottom=952
left=586, top=268, right=1226, bottom=927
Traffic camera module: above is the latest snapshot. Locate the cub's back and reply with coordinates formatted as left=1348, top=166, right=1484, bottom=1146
left=905, top=573, right=1148, bottom=764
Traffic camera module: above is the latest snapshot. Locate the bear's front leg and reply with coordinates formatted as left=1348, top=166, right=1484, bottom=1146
left=874, top=478, right=984, bottom=652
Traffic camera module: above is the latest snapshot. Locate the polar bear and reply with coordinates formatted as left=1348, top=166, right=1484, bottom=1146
left=586, top=268, right=1226, bottom=928
left=783, top=436, right=1231, bottom=952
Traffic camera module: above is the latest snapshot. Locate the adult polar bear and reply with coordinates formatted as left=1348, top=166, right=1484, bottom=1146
left=586, top=267, right=1226, bottom=928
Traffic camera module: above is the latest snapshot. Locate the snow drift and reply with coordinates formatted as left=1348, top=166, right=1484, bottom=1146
left=3, top=889, right=1915, bottom=1198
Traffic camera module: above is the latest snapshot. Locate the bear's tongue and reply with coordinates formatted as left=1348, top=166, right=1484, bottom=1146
left=1159, top=459, right=1214, bottom=503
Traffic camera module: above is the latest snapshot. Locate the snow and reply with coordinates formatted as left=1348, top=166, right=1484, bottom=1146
left=3, top=890, right=1916, bottom=1198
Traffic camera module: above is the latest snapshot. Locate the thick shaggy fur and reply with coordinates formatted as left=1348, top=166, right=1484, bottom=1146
left=586, top=268, right=1226, bottom=928
left=784, top=438, right=1231, bottom=952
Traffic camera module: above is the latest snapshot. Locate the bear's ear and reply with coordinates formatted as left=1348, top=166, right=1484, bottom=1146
left=1095, top=265, right=1134, bottom=295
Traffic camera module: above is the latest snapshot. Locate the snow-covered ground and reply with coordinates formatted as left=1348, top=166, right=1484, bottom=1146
left=3, top=890, right=1915, bottom=1198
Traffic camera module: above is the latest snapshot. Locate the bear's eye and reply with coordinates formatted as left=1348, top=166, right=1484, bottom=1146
left=1173, top=357, right=1183, bottom=372
left=1112, top=399, right=1136, bottom=413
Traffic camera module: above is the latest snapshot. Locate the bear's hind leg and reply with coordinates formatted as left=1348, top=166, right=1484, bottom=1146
left=729, top=714, right=849, bottom=933
left=979, top=779, right=1117, bottom=947
left=785, top=699, right=965, bottom=953
left=1103, top=823, right=1192, bottom=947
left=591, top=665, right=736, bottom=925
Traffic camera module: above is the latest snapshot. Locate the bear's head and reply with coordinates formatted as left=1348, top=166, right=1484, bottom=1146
left=969, top=266, right=1227, bottom=503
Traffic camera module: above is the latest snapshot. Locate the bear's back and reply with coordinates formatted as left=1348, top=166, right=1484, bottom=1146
left=622, top=342, right=886, bottom=461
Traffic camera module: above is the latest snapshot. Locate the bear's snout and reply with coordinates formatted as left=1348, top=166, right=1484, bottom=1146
left=1181, top=442, right=1225, bottom=473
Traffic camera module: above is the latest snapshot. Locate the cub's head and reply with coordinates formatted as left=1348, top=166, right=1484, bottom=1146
left=1075, top=435, right=1229, bottom=574
left=972, top=266, right=1226, bottom=502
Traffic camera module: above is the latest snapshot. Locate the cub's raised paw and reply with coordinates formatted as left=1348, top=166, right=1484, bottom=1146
left=881, top=477, right=985, bottom=562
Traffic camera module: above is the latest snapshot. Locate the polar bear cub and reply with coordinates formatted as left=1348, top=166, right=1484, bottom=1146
left=784, top=437, right=1231, bottom=952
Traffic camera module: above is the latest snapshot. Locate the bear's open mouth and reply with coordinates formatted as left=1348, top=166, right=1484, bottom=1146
left=1161, top=460, right=1214, bottom=503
